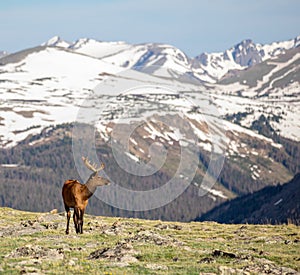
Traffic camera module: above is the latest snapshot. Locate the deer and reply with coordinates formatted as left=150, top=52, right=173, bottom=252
left=62, top=156, right=110, bottom=234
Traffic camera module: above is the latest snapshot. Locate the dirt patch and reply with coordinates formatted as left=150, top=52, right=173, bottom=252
left=154, top=223, right=183, bottom=230
left=86, top=220, right=125, bottom=235
left=212, top=250, right=298, bottom=274
left=126, top=230, right=184, bottom=246
left=219, top=257, right=299, bottom=275
left=0, top=213, right=65, bottom=237
left=88, top=240, right=138, bottom=266
left=145, top=263, right=168, bottom=271
left=5, top=244, right=64, bottom=260
left=87, top=228, right=182, bottom=267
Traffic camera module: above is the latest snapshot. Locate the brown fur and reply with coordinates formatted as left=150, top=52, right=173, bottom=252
left=62, top=159, right=109, bottom=234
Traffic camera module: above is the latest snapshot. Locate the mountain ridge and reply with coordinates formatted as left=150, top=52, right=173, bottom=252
left=40, top=35, right=300, bottom=83
left=197, top=173, right=300, bottom=225
left=1, top=35, right=299, bottom=84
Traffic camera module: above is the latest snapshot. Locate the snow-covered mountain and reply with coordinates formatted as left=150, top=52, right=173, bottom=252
left=66, top=38, right=197, bottom=82
left=0, top=35, right=299, bottom=145
left=0, top=44, right=198, bottom=147
left=0, top=50, right=8, bottom=58
left=194, top=37, right=300, bottom=82
left=214, top=46, right=300, bottom=141
left=0, top=35, right=299, bottom=219
left=0, top=35, right=299, bottom=139
left=41, top=35, right=71, bottom=48
left=40, top=35, right=300, bottom=84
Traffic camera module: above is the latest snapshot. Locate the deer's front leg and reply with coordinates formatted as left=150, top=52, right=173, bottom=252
left=79, top=208, right=85, bottom=234
left=65, top=205, right=71, bottom=235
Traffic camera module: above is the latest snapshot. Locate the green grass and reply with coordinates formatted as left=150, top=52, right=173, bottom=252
left=0, top=208, right=299, bottom=274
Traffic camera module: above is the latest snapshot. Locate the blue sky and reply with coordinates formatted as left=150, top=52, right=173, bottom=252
left=0, top=0, right=299, bottom=57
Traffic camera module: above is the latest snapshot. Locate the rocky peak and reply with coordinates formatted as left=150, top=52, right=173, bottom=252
left=42, top=36, right=70, bottom=48
left=231, top=39, right=262, bottom=66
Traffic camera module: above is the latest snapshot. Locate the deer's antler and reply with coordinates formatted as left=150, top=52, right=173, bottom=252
left=82, top=156, right=105, bottom=173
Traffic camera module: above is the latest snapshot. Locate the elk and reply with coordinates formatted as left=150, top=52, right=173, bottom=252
left=62, top=156, right=110, bottom=234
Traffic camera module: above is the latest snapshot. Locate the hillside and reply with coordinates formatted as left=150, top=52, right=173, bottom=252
left=1, top=122, right=299, bottom=222
left=198, top=173, right=300, bottom=225
left=0, top=35, right=299, bottom=223
left=0, top=123, right=230, bottom=221
left=0, top=207, right=299, bottom=274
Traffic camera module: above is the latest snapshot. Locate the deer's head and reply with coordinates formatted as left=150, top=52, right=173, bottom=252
left=82, top=156, right=110, bottom=186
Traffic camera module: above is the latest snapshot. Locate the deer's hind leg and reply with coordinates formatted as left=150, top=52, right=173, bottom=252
left=73, top=207, right=80, bottom=234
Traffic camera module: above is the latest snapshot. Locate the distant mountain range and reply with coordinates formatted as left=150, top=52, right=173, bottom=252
left=0, top=50, right=8, bottom=58
left=0, top=35, right=299, bottom=222
left=197, top=173, right=300, bottom=225
left=42, top=35, right=300, bottom=83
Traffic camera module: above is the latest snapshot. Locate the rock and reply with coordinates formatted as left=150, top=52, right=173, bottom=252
left=145, top=263, right=168, bottom=270
left=112, top=221, right=122, bottom=228
left=87, top=220, right=108, bottom=232
left=155, top=223, right=168, bottom=230
left=197, top=257, right=215, bottom=264
left=9, top=259, right=45, bottom=275
left=49, top=209, right=58, bottom=214
left=169, top=224, right=183, bottom=230
left=17, top=259, right=42, bottom=266
left=173, top=256, right=179, bottom=262
left=42, top=223, right=59, bottom=230
left=85, top=242, right=99, bottom=248
left=88, top=247, right=110, bottom=259
left=20, top=220, right=42, bottom=229
left=154, top=223, right=183, bottom=230
left=5, top=245, right=64, bottom=260
left=280, top=266, right=299, bottom=274
left=241, top=258, right=299, bottom=274
left=67, top=259, right=77, bottom=266
left=102, top=221, right=124, bottom=235
left=212, top=249, right=237, bottom=258
left=38, top=213, right=64, bottom=223
left=219, top=266, right=242, bottom=274
left=127, top=230, right=183, bottom=247
left=119, top=255, right=138, bottom=263
left=19, top=267, right=43, bottom=275
left=0, top=213, right=65, bottom=237
left=88, top=241, right=138, bottom=264
left=183, top=245, right=193, bottom=251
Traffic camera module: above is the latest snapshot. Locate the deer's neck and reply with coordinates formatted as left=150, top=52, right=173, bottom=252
left=83, top=180, right=98, bottom=200
left=85, top=182, right=97, bottom=199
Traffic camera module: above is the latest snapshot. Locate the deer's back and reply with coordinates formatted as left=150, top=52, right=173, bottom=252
left=62, top=180, right=84, bottom=207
